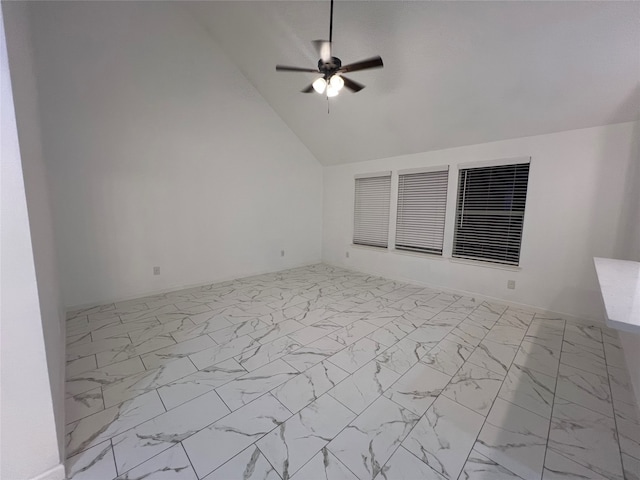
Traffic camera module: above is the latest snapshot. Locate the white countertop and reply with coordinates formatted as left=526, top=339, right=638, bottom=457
left=593, top=257, right=640, bottom=333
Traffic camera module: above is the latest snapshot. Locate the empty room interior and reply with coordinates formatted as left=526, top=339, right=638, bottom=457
left=2, top=1, right=640, bottom=479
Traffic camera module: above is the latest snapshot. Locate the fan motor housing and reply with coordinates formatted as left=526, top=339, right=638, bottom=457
left=319, top=56, right=342, bottom=75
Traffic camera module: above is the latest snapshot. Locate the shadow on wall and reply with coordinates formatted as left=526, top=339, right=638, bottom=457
left=606, top=87, right=640, bottom=419
left=544, top=88, right=639, bottom=322
left=611, top=85, right=640, bottom=262
left=2, top=0, right=67, bottom=465
left=588, top=85, right=639, bottom=278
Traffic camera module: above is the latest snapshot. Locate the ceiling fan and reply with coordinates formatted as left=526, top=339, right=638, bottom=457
left=275, top=0, right=383, bottom=97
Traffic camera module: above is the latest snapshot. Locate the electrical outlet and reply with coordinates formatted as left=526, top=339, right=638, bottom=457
left=153, top=266, right=160, bottom=275
left=281, top=250, right=285, bottom=257
left=346, top=251, right=350, bottom=258
left=507, top=279, right=515, bottom=290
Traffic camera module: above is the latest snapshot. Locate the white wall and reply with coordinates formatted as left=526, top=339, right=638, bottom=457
left=1, top=3, right=64, bottom=478
left=323, top=122, right=638, bottom=322
left=3, top=1, right=66, bottom=460
left=27, top=1, right=323, bottom=309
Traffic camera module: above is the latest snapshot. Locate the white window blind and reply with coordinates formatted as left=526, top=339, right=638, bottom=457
left=453, top=162, right=530, bottom=266
left=395, top=169, right=449, bottom=254
left=353, top=174, right=391, bottom=248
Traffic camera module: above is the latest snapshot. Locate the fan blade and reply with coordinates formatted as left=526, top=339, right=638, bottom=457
left=301, top=84, right=315, bottom=93
left=312, top=40, right=332, bottom=63
left=342, top=76, right=365, bottom=93
left=276, top=65, right=320, bottom=73
left=338, top=56, right=383, bottom=73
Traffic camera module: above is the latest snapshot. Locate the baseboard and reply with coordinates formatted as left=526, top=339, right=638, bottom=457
left=67, top=259, right=606, bottom=331
left=322, top=261, right=606, bottom=328
left=65, top=260, right=322, bottom=313
left=29, top=464, right=65, bottom=480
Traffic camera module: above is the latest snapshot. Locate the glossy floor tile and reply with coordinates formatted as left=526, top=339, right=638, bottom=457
left=64, top=264, right=639, bottom=480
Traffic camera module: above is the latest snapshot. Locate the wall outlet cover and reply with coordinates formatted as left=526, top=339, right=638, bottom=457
left=346, top=251, right=350, bottom=258
left=281, top=250, right=285, bottom=257
left=153, top=266, right=160, bottom=275
left=507, top=280, right=516, bottom=290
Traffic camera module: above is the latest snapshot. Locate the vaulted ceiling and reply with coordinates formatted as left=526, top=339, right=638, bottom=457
left=188, top=1, right=639, bottom=165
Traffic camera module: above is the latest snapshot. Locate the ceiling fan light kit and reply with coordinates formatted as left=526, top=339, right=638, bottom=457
left=312, top=77, right=326, bottom=94
left=275, top=0, right=383, bottom=98
left=330, top=75, right=344, bottom=91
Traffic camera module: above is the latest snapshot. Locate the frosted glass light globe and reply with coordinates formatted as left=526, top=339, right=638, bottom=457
left=312, top=77, right=327, bottom=94
left=330, top=75, right=344, bottom=91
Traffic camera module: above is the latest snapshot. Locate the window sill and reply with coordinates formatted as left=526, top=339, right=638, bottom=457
left=349, top=246, right=521, bottom=272
left=351, top=243, right=389, bottom=252
left=391, top=248, right=444, bottom=260
left=449, top=257, right=522, bottom=272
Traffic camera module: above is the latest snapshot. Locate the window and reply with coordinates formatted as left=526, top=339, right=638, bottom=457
left=353, top=173, right=391, bottom=248
left=395, top=168, right=449, bottom=254
left=453, top=161, right=530, bottom=266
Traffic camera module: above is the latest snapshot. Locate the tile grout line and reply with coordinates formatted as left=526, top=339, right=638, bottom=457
left=113, top=429, right=196, bottom=478
left=66, top=268, right=631, bottom=480
left=155, top=385, right=168, bottom=413
left=450, top=307, right=538, bottom=479
left=247, top=296, right=463, bottom=480
left=553, top=330, right=623, bottom=421
left=109, top=438, right=118, bottom=477
left=546, top=324, right=622, bottom=478
left=602, top=329, right=627, bottom=477
left=179, top=441, right=201, bottom=480
left=540, top=313, right=568, bottom=479
left=67, top=364, right=240, bottom=460
left=71, top=282, right=403, bottom=414
left=255, top=442, right=286, bottom=480
left=185, top=354, right=201, bottom=373
left=365, top=299, right=499, bottom=479
left=134, top=390, right=293, bottom=479
left=256, top=388, right=365, bottom=480
left=246, top=288, right=404, bottom=478
left=78, top=315, right=339, bottom=413
left=241, top=393, right=297, bottom=479
left=558, top=337, right=608, bottom=377
left=73, top=319, right=189, bottom=371
left=434, top=305, right=510, bottom=473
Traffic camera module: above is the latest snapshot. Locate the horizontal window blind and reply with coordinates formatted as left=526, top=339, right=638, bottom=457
left=453, top=163, right=530, bottom=266
left=395, top=169, right=448, bottom=254
left=353, top=174, right=391, bottom=248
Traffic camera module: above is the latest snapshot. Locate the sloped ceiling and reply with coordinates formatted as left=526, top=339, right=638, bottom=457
left=188, top=1, right=639, bottom=165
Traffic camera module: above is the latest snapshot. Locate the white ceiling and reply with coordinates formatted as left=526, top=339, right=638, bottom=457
left=188, top=1, right=640, bottom=166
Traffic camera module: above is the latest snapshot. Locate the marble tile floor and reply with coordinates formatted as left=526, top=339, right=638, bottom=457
left=64, top=264, right=639, bottom=480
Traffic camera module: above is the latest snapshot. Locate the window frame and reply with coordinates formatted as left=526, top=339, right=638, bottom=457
left=452, top=158, right=531, bottom=266
left=395, top=166, right=449, bottom=256
left=352, top=171, right=392, bottom=249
